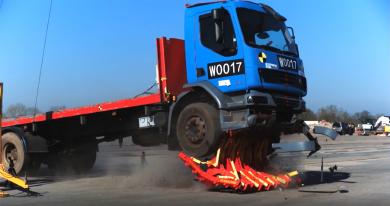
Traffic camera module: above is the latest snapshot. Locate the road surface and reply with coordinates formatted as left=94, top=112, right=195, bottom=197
left=1, top=135, right=390, bottom=206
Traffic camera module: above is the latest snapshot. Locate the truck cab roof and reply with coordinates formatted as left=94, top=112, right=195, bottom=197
left=185, top=1, right=286, bottom=21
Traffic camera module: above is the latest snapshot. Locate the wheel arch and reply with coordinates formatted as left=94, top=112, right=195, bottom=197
left=2, top=126, right=48, bottom=154
left=2, top=127, right=28, bottom=153
left=166, top=83, right=222, bottom=149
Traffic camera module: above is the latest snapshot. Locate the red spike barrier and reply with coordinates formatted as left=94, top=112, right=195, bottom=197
left=178, top=151, right=300, bottom=192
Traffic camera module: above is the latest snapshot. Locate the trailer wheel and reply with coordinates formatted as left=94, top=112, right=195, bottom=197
left=71, top=144, right=97, bottom=173
left=47, top=144, right=97, bottom=173
left=27, top=159, right=42, bottom=174
left=176, top=103, right=222, bottom=158
left=1, top=132, right=27, bottom=174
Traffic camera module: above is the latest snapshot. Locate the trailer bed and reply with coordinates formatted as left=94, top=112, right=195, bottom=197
left=1, top=93, right=161, bottom=128
left=2, top=37, right=187, bottom=129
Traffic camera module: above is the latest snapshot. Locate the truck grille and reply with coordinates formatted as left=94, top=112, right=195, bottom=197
left=274, top=97, right=300, bottom=108
left=259, top=69, right=307, bottom=92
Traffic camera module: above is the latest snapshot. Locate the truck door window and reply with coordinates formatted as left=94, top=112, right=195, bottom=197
left=199, top=11, right=237, bottom=56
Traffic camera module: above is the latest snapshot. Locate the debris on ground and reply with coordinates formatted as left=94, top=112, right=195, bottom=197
left=0, top=191, right=10, bottom=198
left=141, top=151, right=147, bottom=167
left=179, top=149, right=301, bottom=192
left=0, top=163, right=29, bottom=190
left=329, top=165, right=338, bottom=173
left=0, top=162, right=41, bottom=197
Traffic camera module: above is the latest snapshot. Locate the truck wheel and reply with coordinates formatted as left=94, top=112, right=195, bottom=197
left=1, top=132, right=27, bottom=174
left=176, top=103, right=222, bottom=158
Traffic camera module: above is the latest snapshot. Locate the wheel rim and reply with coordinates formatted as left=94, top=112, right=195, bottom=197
left=184, top=116, right=206, bottom=145
left=4, top=143, right=18, bottom=164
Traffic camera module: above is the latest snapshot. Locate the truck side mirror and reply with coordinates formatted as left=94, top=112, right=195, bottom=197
left=287, top=27, right=295, bottom=40
left=287, top=26, right=299, bottom=56
left=212, top=8, right=227, bottom=44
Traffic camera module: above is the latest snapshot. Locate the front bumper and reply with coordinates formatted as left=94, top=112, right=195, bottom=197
left=219, top=90, right=305, bottom=131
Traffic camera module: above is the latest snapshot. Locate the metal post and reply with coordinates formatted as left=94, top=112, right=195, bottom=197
left=0, top=83, right=3, bottom=164
left=320, top=156, right=324, bottom=183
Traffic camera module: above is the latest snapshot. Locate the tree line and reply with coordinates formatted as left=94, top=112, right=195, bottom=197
left=3, top=103, right=66, bottom=118
left=298, top=105, right=382, bottom=124
left=2, top=103, right=382, bottom=125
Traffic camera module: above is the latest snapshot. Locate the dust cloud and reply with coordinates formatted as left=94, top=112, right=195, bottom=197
left=130, top=155, right=197, bottom=188
left=94, top=144, right=206, bottom=190
left=266, top=134, right=308, bottom=173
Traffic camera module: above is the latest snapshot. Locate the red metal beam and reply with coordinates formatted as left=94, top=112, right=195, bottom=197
left=0, top=83, right=3, bottom=164
left=2, top=37, right=186, bottom=128
left=1, top=93, right=161, bottom=128
left=156, top=37, right=187, bottom=102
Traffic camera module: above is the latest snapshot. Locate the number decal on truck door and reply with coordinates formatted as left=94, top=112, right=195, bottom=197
left=278, top=56, right=297, bottom=70
left=207, top=60, right=245, bottom=79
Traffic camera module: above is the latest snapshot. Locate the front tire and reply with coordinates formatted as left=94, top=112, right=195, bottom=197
left=176, top=103, right=222, bottom=159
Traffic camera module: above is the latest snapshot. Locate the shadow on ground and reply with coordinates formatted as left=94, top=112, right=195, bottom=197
left=0, top=178, right=52, bottom=197
left=209, top=170, right=353, bottom=194
left=300, top=171, right=353, bottom=185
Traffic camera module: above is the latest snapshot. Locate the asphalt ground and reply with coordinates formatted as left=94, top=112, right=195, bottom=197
left=1, top=135, right=390, bottom=206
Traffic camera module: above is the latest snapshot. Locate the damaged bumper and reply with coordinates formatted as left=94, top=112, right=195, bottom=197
left=272, top=124, right=338, bottom=156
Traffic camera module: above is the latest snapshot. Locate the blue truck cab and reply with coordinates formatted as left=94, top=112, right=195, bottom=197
left=170, top=1, right=312, bottom=158
left=183, top=1, right=306, bottom=125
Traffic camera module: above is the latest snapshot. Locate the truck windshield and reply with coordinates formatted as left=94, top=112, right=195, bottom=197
left=237, top=8, right=298, bottom=56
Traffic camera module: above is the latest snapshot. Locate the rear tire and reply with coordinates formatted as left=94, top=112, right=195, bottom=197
left=47, top=143, right=97, bottom=174
left=71, top=145, right=97, bottom=173
left=176, top=103, right=222, bottom=159
left=27, top=159, right=42, bottom=174
left=1, top=132, right=27, bottom=175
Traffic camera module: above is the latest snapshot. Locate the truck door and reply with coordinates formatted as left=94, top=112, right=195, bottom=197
left=195, top=8, right=246, bottom=92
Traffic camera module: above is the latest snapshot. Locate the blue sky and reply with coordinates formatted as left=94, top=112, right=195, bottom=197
left=0, top=0, right=389, bottom=115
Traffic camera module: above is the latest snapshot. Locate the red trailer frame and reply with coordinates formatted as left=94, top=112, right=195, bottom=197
left=0, top=37, right=187, bottom=173
left=1, top=94, right=161, bottom=128
left=1, top=37, right=186, bottom=129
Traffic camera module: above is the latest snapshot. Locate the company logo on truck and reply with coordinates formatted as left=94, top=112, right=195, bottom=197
left=208, top=60, right=245, bottom=79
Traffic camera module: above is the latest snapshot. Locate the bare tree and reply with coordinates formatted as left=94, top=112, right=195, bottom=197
left=5, top=103, right=41, bottom=118
left=317, top=105, right=356, bottom=123
left=49, top=105, right=66, bottom=111
left=353, top=110, right=375, bottom=124
left=317, top=105, right=339, bottom=122
left=298, top=108, right=317, bottom=120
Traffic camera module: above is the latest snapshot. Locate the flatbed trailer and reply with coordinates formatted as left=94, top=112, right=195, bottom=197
left=1, top=38, right=187, bottom=173
left=1, top=1, right=328, bottom=176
